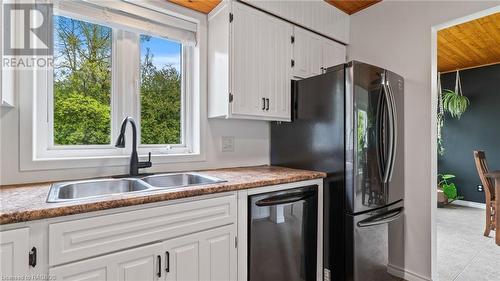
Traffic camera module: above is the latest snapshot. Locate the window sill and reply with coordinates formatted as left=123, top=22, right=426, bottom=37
left=20, top=152, right=206, bottom=171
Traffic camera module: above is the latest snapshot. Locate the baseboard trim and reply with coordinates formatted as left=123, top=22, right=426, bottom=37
left=388, top=263, right=432, bottom=281
left=451, top=199, right=486, bottom=209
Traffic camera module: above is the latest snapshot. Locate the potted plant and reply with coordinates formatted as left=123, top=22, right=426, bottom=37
left=442, top=89, right=470, bottom=119
left=437, top=71, right=470, bottom=156
left=437, top=173, right=463, bottom=207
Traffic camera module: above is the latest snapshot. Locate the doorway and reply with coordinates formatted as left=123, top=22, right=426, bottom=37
left=431, top=8, right=500, bottom=281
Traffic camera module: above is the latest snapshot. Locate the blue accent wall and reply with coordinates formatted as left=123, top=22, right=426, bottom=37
left=438, top=63, right=500, bottom=203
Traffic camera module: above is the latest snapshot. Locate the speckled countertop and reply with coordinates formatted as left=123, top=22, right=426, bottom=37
left=0, top=166, right=326, bottom=225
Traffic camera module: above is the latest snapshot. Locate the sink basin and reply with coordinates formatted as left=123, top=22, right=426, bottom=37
left=142, top=173, right=225, bottom=189
left=47, top=179, right=151, bottom=203
left=46, top=173, right=226, bottom=203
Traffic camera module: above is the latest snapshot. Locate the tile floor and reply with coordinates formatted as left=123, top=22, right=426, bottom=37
left=437, top=204, right=500, bottom=281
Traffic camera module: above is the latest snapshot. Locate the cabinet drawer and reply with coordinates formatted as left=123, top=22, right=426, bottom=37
left=49, top=194, right=236, bottom=266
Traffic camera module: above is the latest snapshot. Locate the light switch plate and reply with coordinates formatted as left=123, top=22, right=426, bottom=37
left=221, top=136, right=235, bottom=152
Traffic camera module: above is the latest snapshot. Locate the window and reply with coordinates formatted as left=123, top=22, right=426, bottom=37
left=139, top=35, right=182, bottom=145
left=53, top=15, right=113, bottom=146
left=24, top=1, right=202, bottom=169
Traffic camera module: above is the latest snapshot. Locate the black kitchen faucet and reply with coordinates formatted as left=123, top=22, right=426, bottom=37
left=115, top=116, right=152, bottom=176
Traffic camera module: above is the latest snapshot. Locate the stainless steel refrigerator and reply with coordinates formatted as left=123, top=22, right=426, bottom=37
left=271, top=61, right=405, bottom=281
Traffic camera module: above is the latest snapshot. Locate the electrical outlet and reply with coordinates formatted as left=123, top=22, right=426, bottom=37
left=477, top=185, right=484, bottom=192
left=221, top=136, right=234, bottom=152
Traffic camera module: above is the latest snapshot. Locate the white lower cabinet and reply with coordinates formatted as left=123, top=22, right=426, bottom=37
left=47, top=194, right=237, bottom=281
left=165, top=225, right=236, bottom=281
left=50, top=225, right=236, bottom=281
left=50, top=242, right=163, bottom=281
left=0, top=228, right=30, bottom=277
left=2, top=181, right=323, bottom=281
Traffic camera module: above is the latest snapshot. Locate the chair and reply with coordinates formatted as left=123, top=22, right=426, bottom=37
left=473, top=151, right=497, bottom=236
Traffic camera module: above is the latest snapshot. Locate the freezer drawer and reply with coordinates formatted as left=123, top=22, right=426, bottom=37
left=345, top=201, right=404, bottom=281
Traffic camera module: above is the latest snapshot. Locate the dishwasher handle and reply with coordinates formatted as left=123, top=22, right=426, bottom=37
left=255, top=190, right=316, bottom=207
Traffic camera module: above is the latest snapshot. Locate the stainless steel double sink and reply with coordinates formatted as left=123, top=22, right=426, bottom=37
left=47, top=173, right=225, bottom=203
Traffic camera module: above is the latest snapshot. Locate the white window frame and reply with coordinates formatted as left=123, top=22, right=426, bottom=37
left=135, top=34, right=191, bottom=154
left=19, top=1, right=206, bottom=171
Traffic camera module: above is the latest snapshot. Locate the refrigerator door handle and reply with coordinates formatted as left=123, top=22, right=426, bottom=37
left=376, top=87, right=386, bottom=182
left=386, top=82, right=398, bottom=182
left=381, top=72, right=396, bottom=183
left=357, top=207, right=404, bottom=227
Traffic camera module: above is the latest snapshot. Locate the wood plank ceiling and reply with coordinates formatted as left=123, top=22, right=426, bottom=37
left=167, top=0, right=381, bottom=15
left=438, top=13, right=500, bottom=72
left=168, top=0, right=221, bottom=14
left=325, top=0, right=381, bottom=15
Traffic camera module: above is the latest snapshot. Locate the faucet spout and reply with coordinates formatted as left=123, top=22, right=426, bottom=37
left=115, top=116, right=152, bottom=176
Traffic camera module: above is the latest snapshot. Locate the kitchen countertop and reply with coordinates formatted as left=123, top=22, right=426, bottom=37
left=0, top=166, right=326, bottom=225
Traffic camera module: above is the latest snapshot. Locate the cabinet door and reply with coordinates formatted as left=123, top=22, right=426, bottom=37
left=165, top=225, right=237, bottom=281
left=50, top=243, right=163, bottom=281
left=231, top=2, right=292, bottom=120
left=0, top=228, right=30, bottom=277
left=292, top=27, right=322, bottom=78
left=321, top=39, right=346, bottom=69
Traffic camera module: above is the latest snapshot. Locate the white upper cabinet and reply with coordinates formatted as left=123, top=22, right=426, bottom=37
left=241, top=0, right=350, bottom=44
left=208, top=1, right=292, bottom=121
left=322, top=38, right=347, bottom=70
left=292, top=27, right=346, bottom=79
left=0, top=228, right=30, bottom=277
left=292, top=27, right=322, bottom=78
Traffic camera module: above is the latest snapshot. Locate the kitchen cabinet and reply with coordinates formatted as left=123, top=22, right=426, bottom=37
left=292, top=27, right=322, bottom=78
left=48, top=194, right=237, bottom=281
left=0, top=228, right=30, bottom=277
left=165, top=225, right=236, bottom=281
left=292, top=27, right=346, bottom=79
left=48, top=194, right=236, bottom=266
left=49, top=226, right=236, bottom=281
left=50, top=242, right=163, bottom=281
left=240, top=0, right=350, bottom=44
left=1, top=179, right=324, bottom=281
left=208, top=1, right=292, bottom=121
left=321, top=39, right=347, bottom=70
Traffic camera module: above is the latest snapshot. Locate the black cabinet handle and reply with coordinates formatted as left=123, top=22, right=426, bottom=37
left=29, top=247, right=37, bottom=267
left=262, top=98, right=266, bottom=110
left=165, top=251, right=170, bottom=273
left=157, top=255, right=161, bottom=277
left=266, top=98, right=269, bottom=111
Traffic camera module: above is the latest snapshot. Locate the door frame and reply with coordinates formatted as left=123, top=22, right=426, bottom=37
left=429, top=5, right=500, bottom=280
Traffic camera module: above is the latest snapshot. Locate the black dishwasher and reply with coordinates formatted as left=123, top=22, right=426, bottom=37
left=248, top=185, right=318, bottom=281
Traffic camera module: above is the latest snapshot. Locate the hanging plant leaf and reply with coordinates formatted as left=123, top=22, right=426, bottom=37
left=442, top=89, right=469, bottom=119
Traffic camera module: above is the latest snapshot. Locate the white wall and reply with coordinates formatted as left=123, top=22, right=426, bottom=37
left=0, top=105, right=270, bottom=185
left=348, top=1, right=498, bottom=280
